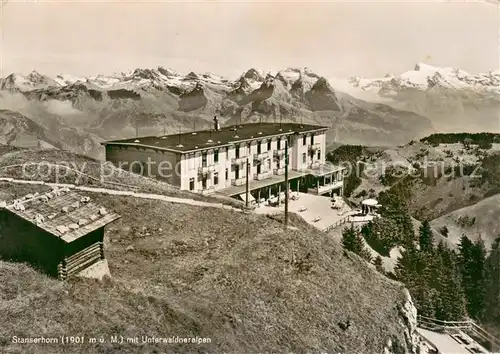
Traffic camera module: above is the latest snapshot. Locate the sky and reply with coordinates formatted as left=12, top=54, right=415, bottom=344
left=1, top=0, right=499, bottom=80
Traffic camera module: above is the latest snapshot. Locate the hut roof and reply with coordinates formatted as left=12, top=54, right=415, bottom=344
left=2, top=188, right=120, bottom=243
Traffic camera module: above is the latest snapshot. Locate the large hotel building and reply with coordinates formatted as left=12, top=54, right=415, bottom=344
left=102, top=118, right=345, bottom=203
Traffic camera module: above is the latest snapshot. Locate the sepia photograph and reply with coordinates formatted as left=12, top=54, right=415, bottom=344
left=0, top=0, right=499, bottom=353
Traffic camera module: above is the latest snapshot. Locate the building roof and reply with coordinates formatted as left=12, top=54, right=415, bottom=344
left=102, top=122, right=329, bottom=153
left=2, top=189, right=120, bottom=243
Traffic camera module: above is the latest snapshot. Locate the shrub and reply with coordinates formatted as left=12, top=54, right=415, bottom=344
left=355, top=189, right=368, bottom=198
left=456, top=215, right=476, bottom=228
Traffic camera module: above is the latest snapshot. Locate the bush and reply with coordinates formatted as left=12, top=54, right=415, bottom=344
left=456, top=215, right=476, bottom=228
left=342, top=226, right=372, bottom=262
left=440, top=226, right=449, bottom=237
left=478, top=141, right=493, bottom=150
left=355, top=189, right=368, bottom=198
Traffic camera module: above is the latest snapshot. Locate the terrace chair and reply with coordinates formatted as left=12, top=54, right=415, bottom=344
left=298, top=206, right=307, bottom=212
left=312, top=216, right=321, bottom=223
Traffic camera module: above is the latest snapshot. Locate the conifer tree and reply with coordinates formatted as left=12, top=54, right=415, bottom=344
left=458, top=235, right=487, bottom=319
left=469, top=236, right=487, bottom=319
left=394, top=244, right=421, bottom=290
left=378, top=191, right=415, bottom=247
left=374, top=255, right=384, bottom=273
left=342, top=226, right=372, bottom=262
left=342, top=226, right=364, bottom=254
left=483, top=238, right=500, bottom=324
left=435, top=243, right=467, bottom=321
left=419, top=220, right=434, bottom=252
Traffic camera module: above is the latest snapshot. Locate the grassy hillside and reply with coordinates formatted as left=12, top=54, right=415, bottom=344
left=430, top=194, right=500, bottom=248
left=0, top=183, right=415, bottom=354
left=0, top=148, right=244, bottom=209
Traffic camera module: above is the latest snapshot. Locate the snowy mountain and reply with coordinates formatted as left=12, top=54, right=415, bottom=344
left=349, top=63, right=500, bottom=96
left=347, top=63, right=500, bottom=133
left=6, top=63, right=498, bottom=155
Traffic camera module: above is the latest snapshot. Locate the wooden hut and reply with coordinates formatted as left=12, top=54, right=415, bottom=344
left=0, top=188, right=120, bottom=280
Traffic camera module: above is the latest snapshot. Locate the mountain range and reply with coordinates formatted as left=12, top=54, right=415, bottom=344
left=348, top=63, right=500, bottom=133
left=0, top=63, right=498, bottom=158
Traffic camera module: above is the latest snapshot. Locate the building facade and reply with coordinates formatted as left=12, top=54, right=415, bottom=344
left=102, top=119, right=345, bottom=201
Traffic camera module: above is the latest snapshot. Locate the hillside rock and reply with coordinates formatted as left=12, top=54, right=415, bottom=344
left=305, top=77, right=342, bottom=111
left=242, top=68, right=265, bottom=82
left=0, top=109, right=62, bottom=149
left=0, top=109, right=103, bottom=158
left=178, top=83, right=208, bottom=112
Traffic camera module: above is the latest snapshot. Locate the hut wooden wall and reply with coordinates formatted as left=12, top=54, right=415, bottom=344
left=0, top=210, right=65, bottom=277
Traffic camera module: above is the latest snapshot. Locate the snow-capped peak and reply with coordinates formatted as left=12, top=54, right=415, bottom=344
left=0, top=71, right=61, bottom=91
left=349, top=62, right=500, bottom=97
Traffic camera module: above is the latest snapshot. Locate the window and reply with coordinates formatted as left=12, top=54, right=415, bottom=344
left=201, top=152, right=207, bottom=167
left=311, top=135, right=315, bottom=145
left=189, top=177, right=195, bottom=191
left=235, top=146, right=240, bottom=158
left=214, top=150, right=219, bottom=163
left=317, top=150, right=321, bottom=160
left=302, top=153, right=306, bottom=164
left=257, top=163, right=261, bottom=174
left=225, top=168, right=228, bottom=181
left=267, top=159, right=271, bottom=170
left=213, top=172, right=219, bottom=185
left=277, top=138, right=281, bottom=150
left=267, top=140, right=271, bottom=151
left=303, top=135, right=307, bottom=145
left=257, top=141, right=262, bottom=154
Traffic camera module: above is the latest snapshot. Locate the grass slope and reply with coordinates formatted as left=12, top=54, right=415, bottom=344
left=430, top=194, right=500, bottom=248
left=0, top=148, right=244, bottom=209
left=0, top=184, right=413, bottom=354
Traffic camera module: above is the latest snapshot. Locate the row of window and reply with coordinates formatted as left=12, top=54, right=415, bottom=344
left=189, top=171, right=221, bottom=191
left=189, top=134, right=318, bottom=166
left=302, top=149, right=321, bottom=164
left=189, top=149, right=322, bottom=191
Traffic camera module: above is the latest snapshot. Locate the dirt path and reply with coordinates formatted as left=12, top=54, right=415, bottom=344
left=0, top=177, right=242, bottom=212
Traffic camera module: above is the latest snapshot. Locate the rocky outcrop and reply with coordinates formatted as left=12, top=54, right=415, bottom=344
left=305, top=77, right=342, bottom=111
left=242, top=68, right=264, bottom=82
left=227, top=77, right=253, bottom=103
left=383, top=288, right=420, bottom=354
left=178, top=83, right=208, bottom=112
left=107, top=89, right=140, bottom=100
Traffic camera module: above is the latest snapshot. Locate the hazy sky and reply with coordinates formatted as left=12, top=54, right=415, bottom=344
left=1, top=0, right=499, bottom=79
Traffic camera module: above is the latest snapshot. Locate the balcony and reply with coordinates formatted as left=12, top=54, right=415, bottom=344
left=232, top=177, right=246, bottom=186
left=255, top=170, right=272, bottom=181
left=198, top=164, right=215, bottom=175
left=308, top=143, right=321, bottom=153
left=273, top=167, right=286, bottom=176
left=274, top=149, right=286, bottom=158
left=253, top=151, right=269, bottom=161
left=307, top=181, right=343, bottom=195
left=231, top=156, right=248, bottom=165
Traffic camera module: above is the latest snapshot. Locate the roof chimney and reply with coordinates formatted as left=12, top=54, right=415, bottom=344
left=213, top=116, right=220, bottom=132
